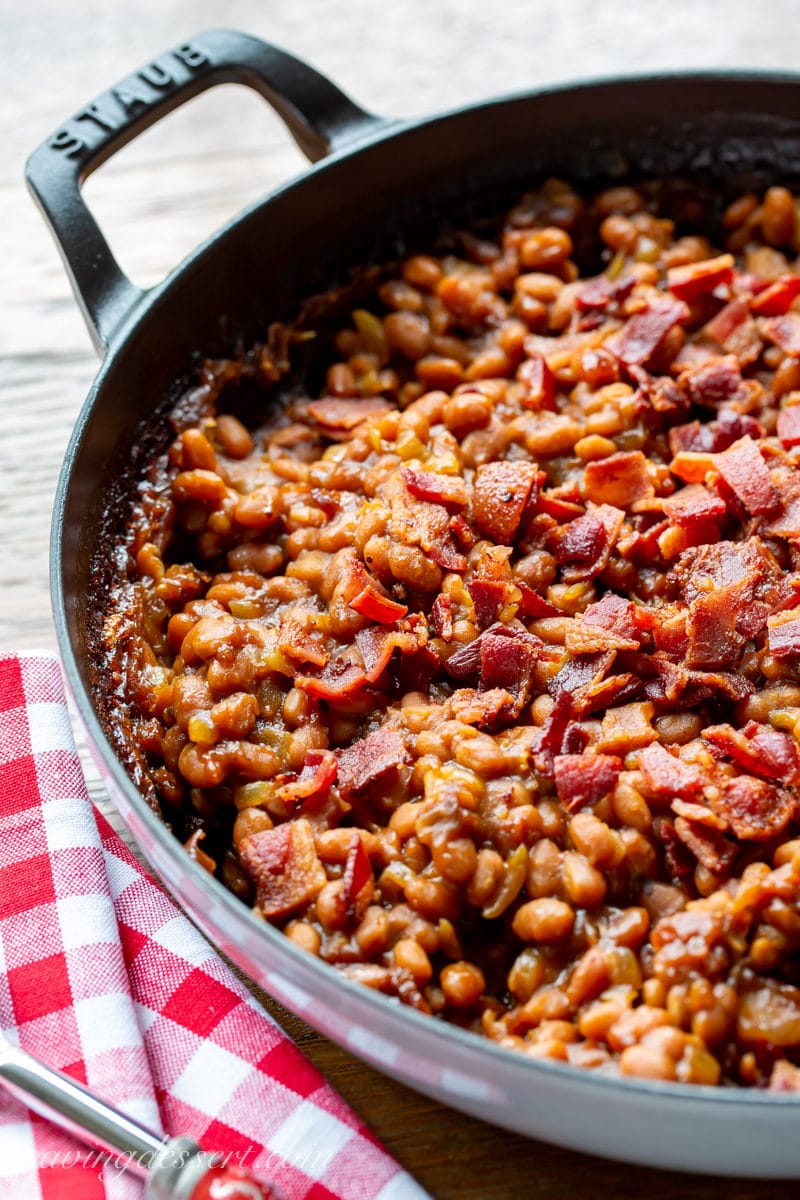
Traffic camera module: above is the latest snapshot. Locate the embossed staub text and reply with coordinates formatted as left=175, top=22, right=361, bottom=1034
left=47, top=43, right=209, bottom=159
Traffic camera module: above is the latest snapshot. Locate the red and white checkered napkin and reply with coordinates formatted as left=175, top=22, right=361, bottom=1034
left=0, top=654, right=429, bottom=1200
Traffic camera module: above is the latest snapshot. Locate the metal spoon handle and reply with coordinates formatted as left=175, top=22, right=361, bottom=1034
left=0, top=1037, right=247, bottom=1198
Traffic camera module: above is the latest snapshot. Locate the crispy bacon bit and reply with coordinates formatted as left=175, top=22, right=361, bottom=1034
left=763, top=312, right=800, bottom=357
left=516, top=581, right=561, bottom=619
left=278, top=614, right=329, bottom=667
left=295, top=658, right=367, bottom=700
left=583, top=451, right=653, bottom=507
left=673, top=816, right=735, bottom=875
left=430, top=593, right=453, bottom=640
left=555, top=512, right=605, bottom=565
left=239, top=819, right=327, bottom=918
left=663, top=484, right=726, bottom=526
left=555, top=504, right=624, bottom=582
left=582, top=594, right=639, bottom=640
left=681, top=355, right=743, bottom=407
left=336, top=728, right=407, bottom=799
left=473, top=460, right=539, bottom=545
left=469, top=579, right=508, bottom=628
left=575, top=272, right=635, bottom=311
left=401, top=466, right=468, bottom=511
left=676, top=537, right=780, bottom=604
left=355, top=623, right=425, bottom=684
left=703, top=722, right=800, bottom=784
left=384, top=473, right=466, bottom=575
left=760, top=473, right=800, bottom=538
left=517, top=352, right=556, bottom=410
left=777, top=405, right=800, bottom=448
left=276, top=749, right=338, bottom=806
left=750, top=273, right=800, bottom=316
left=711, top=776, right=796, bottom=841
left=307, top=396, right=394, bottom=430
left=610, top=294, right=689, bottom=366
left=668, top=410, right=763, bottom=457
left=715, top=436, right=779, bottom=515
left=703, top=300, right=763, bottom=365
left=478, top=623, right=541, bottom=709
left=553, top=753, right=623, bottom=811
left=346, top=561, right=408, bottom=623
left=637, top=742, right=704, bottom=801
left=565, top=619, right=637, bottom=654
left=667, top=254, right=734, bottom=302
left=686, top=586, right=746, bottom=669
left=767, top=609, right=800, bottom=658
left=343, top=832, right=374, bottom=919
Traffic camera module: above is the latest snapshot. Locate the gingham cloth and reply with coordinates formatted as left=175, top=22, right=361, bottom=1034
left=0, top=654, right=429, bottom=1200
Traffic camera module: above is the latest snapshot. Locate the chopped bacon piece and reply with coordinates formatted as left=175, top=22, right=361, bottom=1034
left=763, top=312, right=800, bottom=357
left=637, top=742, right=704, bottom=801
left=610, top=295, right=689, bottom=366
left=469, top=579, right=508, bottom=628
left=401, top=466, right=468, bottom=512
left=671, top=799, right=727, bottom=830
left=383, top=472, right=466, bottom=575
left=681, top=355, right=743, bottom=407
left=777, top=405, right=800, bottom=448
left=750, top=273, right=800, bottom=316
left=715, top=436, right=779, bottom=515
left=478, top=624, right=541, bottom=708
left=629, top=365, right=690, bottom=421
left=711, top=776, right=795, bottom=841
left=307, top=396, right=394, bottom=430
left=668, top=410, right=763, bottom=458
left=430, top=593, right=453, bottom=640
left=703, top=722, right=800, bottom=784
left=555, top=504, right=624, bottom=581
left=565, top=619, right=638, bottom=654
left=238, top=819, right=326, bottom=918
left=571, top=672, right=642, bottom=716
left=517, top=353, right=556, bottom=410
left=336, top=728, right=407, bottom=799
left=343, top=832, right=374, bottom=918
left=686, top=586, right=746, bottom=670
left=583, top=451, right=654, bottom=507
left=703, top=299, right=763, bottom=365
left=667, top=254, right=734, bottom=302
left=673, top=816, right=736, bottom=875
left=296, top=658, right=368, bottom=700
left=554, top=512, right=605, bottom=565
left=575, top=273, right=636, bottom=311
left=450, top=686, right=516, bottom=727
left=582, top=593, right=639, bottom=641
left=767, top=609, right=800, bottom=659
left=355, top=623, right=425, bottom=684
left=760, top=473, right=800, bottom=538
left=676, top=537, right=780, bottom=606
left=549, top=650, right=616, bottom=697
left=663, top=484, right=726, bottom=526
left=276, top=749, right=338, bottom=806
left=473, top=460, right=539, bottom=545
left=536, top=491, right=585, bottom=522
left=553, top=753, right=623, bottom=811
left=516, top=581, right=561, bottom=619
left=345, top=561, right=408, bottom=623
left=278, top=614, right=330, bottom=667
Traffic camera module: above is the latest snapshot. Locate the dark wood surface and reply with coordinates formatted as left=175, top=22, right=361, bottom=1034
left=3, top=3, right=797, bottom=1195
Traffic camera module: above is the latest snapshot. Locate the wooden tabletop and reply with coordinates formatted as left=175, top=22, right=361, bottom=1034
left=3, top=2, right=798, bottom=1195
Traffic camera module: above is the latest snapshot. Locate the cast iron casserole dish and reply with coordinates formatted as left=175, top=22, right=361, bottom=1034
left=25, top=28, right=800, bottom=1176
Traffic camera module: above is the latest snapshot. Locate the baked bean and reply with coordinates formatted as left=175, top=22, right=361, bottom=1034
left=512, top=897, right=574, bottom=942
left=440, top=961, right=485, bottom=1008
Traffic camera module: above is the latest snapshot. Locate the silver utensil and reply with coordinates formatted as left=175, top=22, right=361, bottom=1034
left=0, top=1031, right=282, bottom=1199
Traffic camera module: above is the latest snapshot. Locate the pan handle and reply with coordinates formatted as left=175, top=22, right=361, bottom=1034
left=25, top=28, right=390, bottom=355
